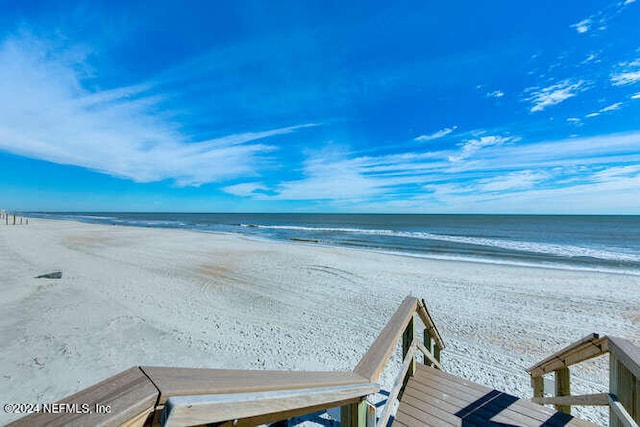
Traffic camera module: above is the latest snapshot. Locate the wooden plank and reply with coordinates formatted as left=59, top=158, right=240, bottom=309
left=409, top=370, right=596, bottom=427
left=161, top=383, right=378, bottom=427
left=120, top=407, right=154, bottom=427
left=417, top=299, right=445, bottom=350
left=395, top=405, right=453, bottom=427
left=609, top=394, right=640, bottom=427
left=612, top=354, right=623, bottom=427
left=423, top=330, right=433, bottom=367
left=397, top=391, right=459, bottom=426
left=609, top=336, right=640, bottom=380
left=555, top=367, right=571, bottom=414
left=412, top=365, right=576, bottom=423
left=636, top=376, right=640, bottom=424
left=341, top=398, right=368, bottom=427
left=7, top=367, right=159, bottom=427
left=528, top=334, right=608, bottom=377
left=614, top=357, right=636, bottom=426
left=402, top=316, right=416, bottom=379
left=409, top=373, right=525, bottom=424
left=354, top=296, right=418, bottom=382
left=141, top=366, right=368, bottom=404
left=403, top=379, right=544, bottom=426
left=532, top=376, right=544, bottom=403
left=391, top=419, right=413, bottom=427
left=378, top=340, right=417, bottom=427
left=409, top=373, right=549, bottom=425
left=416, top=341, right=443, bottom=370
left=531, top=393, right=610, bottom=406
left=234, top=396, right=364, bottom=427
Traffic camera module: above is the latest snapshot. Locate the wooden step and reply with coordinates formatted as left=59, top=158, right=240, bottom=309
left=393, top=364, right=598, bottom=427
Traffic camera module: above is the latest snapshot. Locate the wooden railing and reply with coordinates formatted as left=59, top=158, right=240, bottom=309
left=350, top=296, right=445, bottom=427
left=8, top=367, right=377, bottom=427
left=527, top=333, right=640, bottom=427
left=9, top=296, right=443, bottom=427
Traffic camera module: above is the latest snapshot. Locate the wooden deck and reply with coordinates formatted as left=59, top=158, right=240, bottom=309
left=394, top=364, right=597, bottom=427
left=10, top=296, right=637, bottom=426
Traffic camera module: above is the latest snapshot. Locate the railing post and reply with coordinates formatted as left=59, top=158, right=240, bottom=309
left=610, top=353, right=638, bottom=427
left=341, top=399, right=367, bottom=427
left=400, top=314, right=415, bottom=400
left=423, top=328, right=432, bottom=367
left=611, top=354, right=621, bottom=427
left=402, top=315, right=415, bottom=377
left=554, top=368, right=571, bottom=414
left=434, top=344, right=441, bottom=365
left=532, top=376, right=544, bottom=405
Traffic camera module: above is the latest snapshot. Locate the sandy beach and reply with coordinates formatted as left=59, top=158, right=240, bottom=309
left=1, top=218, right=638, bottom=425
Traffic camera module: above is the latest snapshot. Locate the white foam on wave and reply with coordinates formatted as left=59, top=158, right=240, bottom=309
left=241, top=224, right=640, bottom=263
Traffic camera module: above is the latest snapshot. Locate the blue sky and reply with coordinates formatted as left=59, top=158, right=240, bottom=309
left=1, top=0, right=640, bottom=213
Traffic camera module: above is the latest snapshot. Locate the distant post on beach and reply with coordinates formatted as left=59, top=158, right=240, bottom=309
left=13, top=214, right=16, bottom=225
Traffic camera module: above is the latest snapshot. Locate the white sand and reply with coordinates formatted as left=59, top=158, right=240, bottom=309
left=1, top=218, right=638, bottom=425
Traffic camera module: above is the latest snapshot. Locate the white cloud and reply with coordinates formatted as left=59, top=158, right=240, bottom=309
left=631, top=92, right=640, bottom=99
left=571, top=19, right=592, bottom=33
left=448, top=135, right=517, bottom=162
left=0, top=34, right=316, bottom=186
left=487, top=90, right=504, bottom=98
left=601, top=102, right=623, bottom=112
left=611, top=71, right=640, bottom=86
left=592, top=164, right=640, bottom=181
left=611, top=58, right=640, bottom=86
left=230, top=131, right=640, bottom=213
left=570, top=2, right=635, bottom=36
left=585, top=102, right=624, bottom=118
left=222, top=182, right=268, bottom=196
left=414, top=126, right=457, bottom=142
left=566, top=117, right=582, bottom=124
left=525, top=80, right=587, bottom=112
left=271, top=151, right=388, bottom=201
left=476, top=170, right=550, bottom=192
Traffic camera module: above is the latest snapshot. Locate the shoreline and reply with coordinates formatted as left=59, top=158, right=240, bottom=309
left=1, top=218, right=639, bottom=425
left=28, top=215, right=640, bottom=278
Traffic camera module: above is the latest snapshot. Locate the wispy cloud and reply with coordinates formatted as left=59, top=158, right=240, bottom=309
left=475, top=170, right=551, bottom=192
left=585, top=101, right=624, bottom=118
left=570, top=1, right=636, bottom=34
left=228, top=131, right=640, bottom=213
left=486, top=90, right=504, bottom=98
left=222, top=182, right=269, bottom=197
left=631, top=92, right=640, bottom=99
left=414, top=126, right=457, bottom=142
left=271, top=149, right=391, bottom=201
left=601, top=102, right=623, bottom=112
left=581, top=53, right=599, bottom=64
left=571, top=19, right=592, bottom=34
left=0, top=34, right=315, bottom=186
left=448, top=135, right=517, bottom=162
left=611, top=58, right=640, bottom=86
left=524, top=80, right=587, bottom=112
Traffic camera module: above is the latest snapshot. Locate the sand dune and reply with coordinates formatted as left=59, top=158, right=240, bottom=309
left=1, top=218, right=638, bottom=425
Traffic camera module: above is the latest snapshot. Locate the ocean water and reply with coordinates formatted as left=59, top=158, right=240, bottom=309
left=28, top=212, right=640, bottom=274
